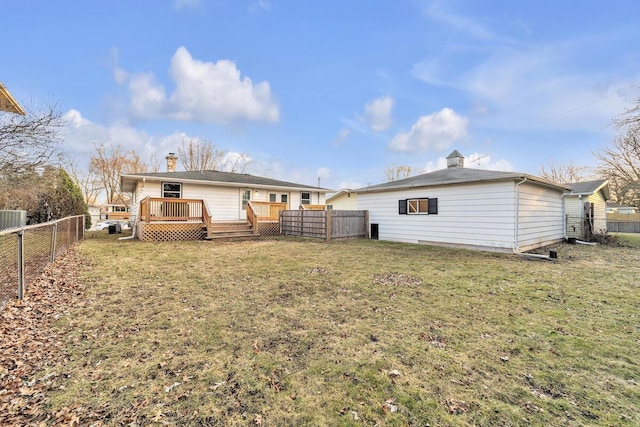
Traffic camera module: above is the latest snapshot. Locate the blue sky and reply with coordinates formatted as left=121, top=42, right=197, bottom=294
left=2, top=0, right=639, bottom=194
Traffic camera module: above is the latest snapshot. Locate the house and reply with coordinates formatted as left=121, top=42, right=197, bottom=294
left=564, top=180, right=610, bottom=239
left=326, top=189, right=357, bottom=210
left=87, top=205, right=101, bottom=228
left=0, top=82, right=26, bottom=115
left=356, top=150, right=571, bottom=253
left=120, top=153, right=330, bottom=241
left=606, top=202, right=638, bottom=215
left=103, top=202, right=131, bottom=221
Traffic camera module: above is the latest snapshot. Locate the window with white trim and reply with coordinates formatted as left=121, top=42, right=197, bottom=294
left=269, top=193, right=277, bottom=202
left=301, top=192, right=311, bottom=205
left=162, top=182, right=182, bottom=198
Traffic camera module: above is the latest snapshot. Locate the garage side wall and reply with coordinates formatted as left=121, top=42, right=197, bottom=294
left=517, top=183, right=565, bottom=251
left=357, top=181, right=516, bottom=251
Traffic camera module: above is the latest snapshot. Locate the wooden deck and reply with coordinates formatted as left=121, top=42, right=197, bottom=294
left=136, top=197, right=284, bottom=241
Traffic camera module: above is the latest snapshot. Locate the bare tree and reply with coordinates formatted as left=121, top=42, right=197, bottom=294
left=89, top=144, right=151, bottom=203
left=596, top=124, right=640, bottom=206
left=384, top=164, right=414, bottom=182
left=177, top=138, right=251, bottom=172
left=539, top=162, right=591, bottom=184
left=613, top=93, right=640, bottom=129
left=67, top=159, right=103, bottom=205
left=0, top=103, right=64, bottom=176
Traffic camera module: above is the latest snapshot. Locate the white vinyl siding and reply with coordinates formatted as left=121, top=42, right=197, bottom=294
left=516, top=183, right=565, bottom=251
left=131, top=181, right=326, bottom=221
left=564, top=190, right=608, bottom=238
left=358, top=180, right=565, bottom=253
left=358, top=181, right=517, bottom=251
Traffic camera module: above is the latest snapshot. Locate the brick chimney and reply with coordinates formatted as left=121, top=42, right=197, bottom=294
left=166, top=152, right=178, bottom=172
left=446, top=150, right=465, bottom=168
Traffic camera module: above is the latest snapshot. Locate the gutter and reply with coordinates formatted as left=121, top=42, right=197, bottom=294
left=513, top=177, right=527, bottom=253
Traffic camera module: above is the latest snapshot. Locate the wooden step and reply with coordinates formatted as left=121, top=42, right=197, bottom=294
left=205, top=230, right=259, bottom=240
left=206, top=221, right=258, bottom=240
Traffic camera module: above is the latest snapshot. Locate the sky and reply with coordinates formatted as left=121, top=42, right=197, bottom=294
left=2, top=0, right=640, bottom=194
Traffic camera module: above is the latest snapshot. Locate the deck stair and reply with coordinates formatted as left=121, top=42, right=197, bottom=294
left=205, top=221, right=258, bottom=240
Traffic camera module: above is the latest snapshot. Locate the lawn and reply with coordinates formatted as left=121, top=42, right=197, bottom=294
left=42, top=234, right=639, bottom=425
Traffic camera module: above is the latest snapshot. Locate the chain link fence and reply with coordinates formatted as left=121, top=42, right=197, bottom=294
left=0, top=215, right=84, bottom=309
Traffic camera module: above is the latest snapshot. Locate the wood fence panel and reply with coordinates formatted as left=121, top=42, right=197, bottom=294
left=330, top=210, right=368, bottom=239
left=280, top=210, right=368, bottom=240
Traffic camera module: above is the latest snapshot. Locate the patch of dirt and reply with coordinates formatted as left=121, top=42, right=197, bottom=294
left=372, top=273, right=422, bottom=287
left=0, top=246, right=88, bottom=425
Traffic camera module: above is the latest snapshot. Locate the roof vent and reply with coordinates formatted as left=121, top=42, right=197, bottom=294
left=446, top=150, right=465, bottom=168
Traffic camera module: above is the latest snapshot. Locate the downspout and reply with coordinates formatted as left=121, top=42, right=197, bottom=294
left=513, top=177, right=527, bottom=253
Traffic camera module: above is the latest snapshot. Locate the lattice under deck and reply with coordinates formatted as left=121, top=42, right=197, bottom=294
left=257, top=221, right=280, bottom=236
left=139, top=222, right=206, bottom=241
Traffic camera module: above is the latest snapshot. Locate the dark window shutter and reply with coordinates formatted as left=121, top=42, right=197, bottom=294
left=398, top=199, right=407, bottom=215
left=428, top=198, right=438, bottom=214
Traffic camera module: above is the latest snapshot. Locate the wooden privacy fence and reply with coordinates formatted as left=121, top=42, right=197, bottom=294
left=280, top=210, right=368, bottom=240
left=607, top=212, right=640, bottom=233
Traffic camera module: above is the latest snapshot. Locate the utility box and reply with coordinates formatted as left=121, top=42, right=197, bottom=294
left=108, top=223, right=122, bottom=234
left=0, top=210, right=27, bottom=230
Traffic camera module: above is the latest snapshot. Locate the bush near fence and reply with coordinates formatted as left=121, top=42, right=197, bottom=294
left=0, top=215, right=85, bottom=308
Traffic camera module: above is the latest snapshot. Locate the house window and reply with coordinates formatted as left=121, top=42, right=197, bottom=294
left=113, top=206, right=128, bottom=212
left=162, top=182, right=182, bottom=198
left=242, top=190, right=251, bottom=210
left=281, top=194, right=288, bottom=203
left=399, top=198, right=438, bottom=215
left=269, top=193, right=277, bottom=202
left=301, top=192, right=311, bottom=205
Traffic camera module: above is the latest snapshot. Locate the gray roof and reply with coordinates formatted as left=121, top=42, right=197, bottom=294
left=121, top=170, right=330, bottom=192
left=356, top=167, right=570, bottom=193
left=564, top=179, right=609, bottom=197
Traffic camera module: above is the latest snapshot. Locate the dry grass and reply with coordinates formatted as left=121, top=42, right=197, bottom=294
left=46, top=233, right=640, bottom=425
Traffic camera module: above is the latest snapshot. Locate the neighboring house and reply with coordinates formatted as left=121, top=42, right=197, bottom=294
left=0, top=82, right=26, bottom=115
left=564, top=180, right=610, bottom=239
left=104, top=202, right=131, bottom=220
left=87, top=205, right=101, bottom=227
left=326, top=189, right=357, bottom=210
left=606, top=202, right=638, bottom=215
left=356, top=150, right=571, bottom=253
left=120, top=153, right=330, bottom=240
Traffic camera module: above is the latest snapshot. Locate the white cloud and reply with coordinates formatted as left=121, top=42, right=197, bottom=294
left=332, top=128, right=351, bottom=145
left=424, top=0, right=494, bottom=41
left=389, top=108, right=468, bottom=153
left=120, top=46, right=279, bottom=125
left=364, top=96, right=394, bottom=131
left=61, top=109, right=155, bottom=158
left=465, top=152, right=514, bottom=171
left=422, top=151, right=513, bottom=172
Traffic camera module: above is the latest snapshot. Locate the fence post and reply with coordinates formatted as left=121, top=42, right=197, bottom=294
left=364, top=210, right=370, bottom=239
left=326, top=210, right=331, bottom=241
left=17, top=229, right=25, bottom=300
left=50, top=222, right=58, bottom=262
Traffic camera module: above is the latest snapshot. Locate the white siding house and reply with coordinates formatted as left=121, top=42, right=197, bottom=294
left=356, top=150, right=570, bottom=253
left=564, top=180, right=610, bottom=239
left=121, top=170, right=328, bottom=223
left=326, top=189, right=358, bottom=210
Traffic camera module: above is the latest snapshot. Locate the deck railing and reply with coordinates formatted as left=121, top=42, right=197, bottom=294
left=139, top=197, right=206, bottom=223
left=250, top=201, right=288, bottom=220
left=106, top=212, right=130, bottom=220
left=300, top=204, right=326, bottom=211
